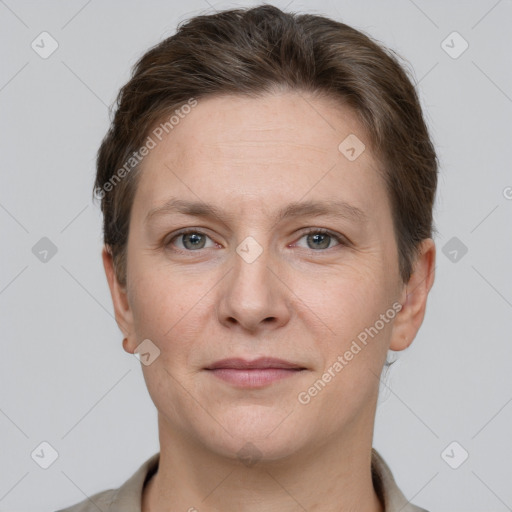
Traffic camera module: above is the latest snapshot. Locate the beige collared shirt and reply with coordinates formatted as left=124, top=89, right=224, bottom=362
left=56, top=448, right=429, bottom=512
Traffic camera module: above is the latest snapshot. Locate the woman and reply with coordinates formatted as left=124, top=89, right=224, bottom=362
left=58, top=5, right=437, bottom=511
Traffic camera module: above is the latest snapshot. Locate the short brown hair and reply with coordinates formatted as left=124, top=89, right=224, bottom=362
left=94, top=4, right=438, bottom=287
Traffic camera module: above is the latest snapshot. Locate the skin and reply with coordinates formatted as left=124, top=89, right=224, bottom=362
left=102, top=90, right=435, bottom=512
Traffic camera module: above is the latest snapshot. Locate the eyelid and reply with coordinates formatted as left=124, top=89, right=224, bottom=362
left=293, top=227, right=348, bottom=248
left=164, top=228, right=218, bottom=252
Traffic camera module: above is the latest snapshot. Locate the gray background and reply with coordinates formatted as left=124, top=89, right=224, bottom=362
left=1, top=0, right=511, bottom=511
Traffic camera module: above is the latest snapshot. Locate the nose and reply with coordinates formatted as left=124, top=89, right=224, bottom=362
left=216, top=240, right=291, bottom=334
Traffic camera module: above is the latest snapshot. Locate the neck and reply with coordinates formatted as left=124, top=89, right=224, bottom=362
left=143, top=412, right=383, bottom=512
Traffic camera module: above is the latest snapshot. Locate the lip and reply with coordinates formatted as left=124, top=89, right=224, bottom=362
left=206, top=357, right=305, bottom=370
left=205, top=357, right=306, bottom=388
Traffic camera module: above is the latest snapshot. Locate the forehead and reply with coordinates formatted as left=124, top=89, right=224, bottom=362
left=133, top=91, right=389, bottom=224
left=168, top=92, right=368, bottom=161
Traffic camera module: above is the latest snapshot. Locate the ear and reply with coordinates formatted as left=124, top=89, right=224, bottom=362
left=389, top=238, right=436, bottom=351
left=102, top=246, right=135, bottom=354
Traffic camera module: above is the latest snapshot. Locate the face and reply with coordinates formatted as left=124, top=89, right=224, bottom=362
left=104, top=91, right=434, bottom=462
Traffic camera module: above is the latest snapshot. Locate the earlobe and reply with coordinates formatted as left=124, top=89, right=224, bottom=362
left=389, top=238, right=436, bottom=351
left=122, top=337, right=133, bottom=354
left=102, top=246, right=134, bottom=348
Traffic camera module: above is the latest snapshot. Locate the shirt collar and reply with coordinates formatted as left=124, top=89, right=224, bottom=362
left=371, top=448, right=427, bottom=511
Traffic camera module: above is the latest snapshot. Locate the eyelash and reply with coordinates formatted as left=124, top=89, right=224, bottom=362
left=164, top=228, right=348, bottom=254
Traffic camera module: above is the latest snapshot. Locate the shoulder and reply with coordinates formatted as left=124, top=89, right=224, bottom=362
left=54, top=452, right=160, bottom=512
left=55, top=487, right=117, bottom=512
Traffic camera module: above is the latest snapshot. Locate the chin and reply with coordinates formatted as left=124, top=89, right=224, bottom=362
left=193, top=406, right=313, bottom=463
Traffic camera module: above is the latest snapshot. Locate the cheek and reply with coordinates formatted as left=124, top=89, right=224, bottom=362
left=296, top=261, right=392, bottom=337
left=296, top=272, right=393, bottom=416
left=295, top=268, right=395, bottom=411
left=128, top=268, right=212, bottom=361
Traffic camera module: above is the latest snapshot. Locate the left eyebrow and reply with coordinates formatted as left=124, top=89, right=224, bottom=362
left=144, top=197, right=368, bottom=226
